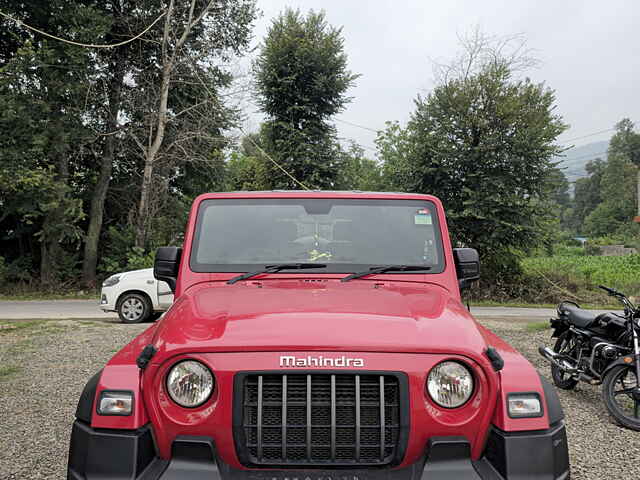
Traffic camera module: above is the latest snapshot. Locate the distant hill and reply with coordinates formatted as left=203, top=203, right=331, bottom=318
left=555, top=140, right=609, bottom=183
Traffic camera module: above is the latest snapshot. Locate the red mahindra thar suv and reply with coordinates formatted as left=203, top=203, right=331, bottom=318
left=67, top=191, right=570, bottom=480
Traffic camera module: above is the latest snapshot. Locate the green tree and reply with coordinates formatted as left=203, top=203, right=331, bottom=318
left=254, top=9, right=358, bottom=189
left=611, top=119, right=640, bottom=217
left=570, top=159, right=606, bottom=234
left=225, top=133, right=273, bottom=191
left=583, top=120, right=640, bottom=237
left=0, top=1, right=108, bottom=286
left=335, top=142, right=384, bottom=191
left=378, top=32, right=567, bottom=279
left=545, top=167, right=572, bottom=232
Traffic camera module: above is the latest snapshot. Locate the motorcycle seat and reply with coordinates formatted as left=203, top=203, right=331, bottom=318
left=559, top=304, right=598, bottom=329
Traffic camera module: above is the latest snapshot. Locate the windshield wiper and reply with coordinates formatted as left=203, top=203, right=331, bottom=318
left=340, top=264, right=432, bottom=282
left=227, top=263, right=327, bottom=285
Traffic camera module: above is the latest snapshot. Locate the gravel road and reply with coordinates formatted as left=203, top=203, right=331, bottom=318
left=0, top=317, right=638, bottom=479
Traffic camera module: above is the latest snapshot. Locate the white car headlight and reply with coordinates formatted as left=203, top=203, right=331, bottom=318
left=166, top=360, right=214, bottom=408
left=507, top=393, right=543, bottom=418
left=427, top=361, right=474, bottom=408
left=102, top=275, right=121, bottom=287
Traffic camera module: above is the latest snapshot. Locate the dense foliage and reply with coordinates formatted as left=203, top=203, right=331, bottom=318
left=0, top=0, right=257, bottom=289
left=2, top=6, right=633, bottom=304
left=253, top=9, right=358, bottom=189
left=378, top=59, right=567, bottom=279
left=565, top=119, right=640, bottom=240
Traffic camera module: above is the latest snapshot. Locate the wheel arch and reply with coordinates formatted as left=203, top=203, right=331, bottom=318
left=116, top=289, right=153, bottom=307
left=538, top=373, right=565, bottom=425
left=75, top=369, right=103, bottom=423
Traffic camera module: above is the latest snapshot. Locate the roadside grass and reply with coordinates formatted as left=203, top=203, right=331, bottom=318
left=0, top=319, right=109, bottom=337
left=0, top=291, right=99, bottom=301
left=522, top=254, right=640, bottom=300
left=0, top=365, right=20, bottom=380
left=525, top=321, right=550, bottom=332
left=471, top=299, right=620, bottom=310
left=0, top=320, right=49, bottom=335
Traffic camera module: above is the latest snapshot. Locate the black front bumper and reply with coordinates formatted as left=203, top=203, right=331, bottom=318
left=67, top=420, right=569, bottom=480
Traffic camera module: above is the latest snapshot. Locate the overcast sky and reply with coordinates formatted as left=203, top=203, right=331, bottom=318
left=241, top=0, right=639, bottom=154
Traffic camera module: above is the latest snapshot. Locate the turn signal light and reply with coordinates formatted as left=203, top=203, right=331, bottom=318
left=97, top=391, right=133, bottom=416
left=507, top=393, right=542, bottom=418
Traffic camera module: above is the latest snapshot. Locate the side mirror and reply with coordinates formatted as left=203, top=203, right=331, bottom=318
left=453, top=248, right=480, bottom=290
left=154, top=247, right=182, bottom=293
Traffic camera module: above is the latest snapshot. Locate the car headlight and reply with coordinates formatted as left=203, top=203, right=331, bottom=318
left=507, top=393, right=543, bottom=418
left=102, top=275, right=121, bottom=287
left=427, top=361, right=474, bottom=408
left=166, top=360, right=214, bottom=408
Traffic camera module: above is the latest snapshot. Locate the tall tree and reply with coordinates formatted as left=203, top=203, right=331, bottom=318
left=0, top=1, right=108, bottom=286
left=131, top=0, right=257, bottom=248
left=254, top=9, right=358, bottom=189
left=610, top=119, right=640, bottom=217
left=379, top=31, right=567, bottom=277
left=583, top=120, right=640, bottom=236
left=570, top=159, right=606, bottom=234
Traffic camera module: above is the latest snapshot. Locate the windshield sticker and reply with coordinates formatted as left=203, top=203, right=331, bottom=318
left=415, top=209, right=432, bottom=225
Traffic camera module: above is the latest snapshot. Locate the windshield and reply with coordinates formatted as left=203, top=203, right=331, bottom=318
left=190, top=198, right=445, bottom=274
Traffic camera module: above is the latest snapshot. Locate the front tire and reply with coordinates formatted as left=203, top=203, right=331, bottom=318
left=551, top=332, right=579, bottom=390
left=602, top=364, right=640, bottom=431
left=117, top=293, right=152, bottom=324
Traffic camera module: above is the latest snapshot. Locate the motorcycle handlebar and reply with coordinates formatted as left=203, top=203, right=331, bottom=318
left=599, top=285, right=620, bottom=296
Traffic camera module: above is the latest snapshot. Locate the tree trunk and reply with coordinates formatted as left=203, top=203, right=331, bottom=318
left=81, top=56, right=126, bottom=287
left=134, top=70, right=170, bottom=248
left=134, top=4, right=174, bottom=248
left=40, top=156, right=69, bottom=286
left=133, top=0, right=207, bottom=248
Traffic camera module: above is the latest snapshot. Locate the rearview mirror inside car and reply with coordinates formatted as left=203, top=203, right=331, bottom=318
left=453, top=248, right=480, bottom=290
left=154, top=246, right=182, bottom=293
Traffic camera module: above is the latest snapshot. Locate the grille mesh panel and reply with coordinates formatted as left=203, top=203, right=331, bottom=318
left=238, top=373, right=401, bottom=466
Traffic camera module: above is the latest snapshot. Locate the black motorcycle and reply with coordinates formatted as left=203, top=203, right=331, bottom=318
left=539, top=285, right=640, bottom=430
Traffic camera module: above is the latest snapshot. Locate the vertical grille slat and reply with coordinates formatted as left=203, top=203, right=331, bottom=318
left=239, top=372, right=401, bottom=466
left=306, top=374, right=312, bottom=461
left=379, top=376, right=385, bottom=462
left=355, top=375, right=361, bottom=462
left=257, top=375, right=263, bottom=461
left=281, top=375, right=287, bottom=461
left=330, top=375, right=336, bottom=461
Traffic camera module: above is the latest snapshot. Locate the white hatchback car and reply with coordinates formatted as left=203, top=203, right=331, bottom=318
left=100, top=268, right=174, bottom=323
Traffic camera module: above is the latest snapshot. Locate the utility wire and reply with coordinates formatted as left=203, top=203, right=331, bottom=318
left=0, top=9, right=166, bottom=49
left=238, top=125, right=311, bottom=190
left=334, top=117, right=628, bottom=148
left=334, top=118, right=380, bottom=133
left=560, top=128, right=616, bottom=144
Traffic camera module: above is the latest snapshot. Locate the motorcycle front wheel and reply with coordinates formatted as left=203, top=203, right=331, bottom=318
left=551, top=332, right=579, bottom=390
left=602, top=364, right=640, bottom=431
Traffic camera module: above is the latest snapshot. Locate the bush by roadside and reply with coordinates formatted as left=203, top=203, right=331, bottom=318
left=468, top=253, right=640, bottom=306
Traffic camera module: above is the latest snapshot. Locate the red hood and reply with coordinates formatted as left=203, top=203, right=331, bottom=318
left=150, top=279, right=489, bottom=363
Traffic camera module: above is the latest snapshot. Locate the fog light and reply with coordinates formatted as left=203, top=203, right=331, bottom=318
left=98, top=391, right=133, bottom=416
left=507, top=393, right=542, bottom=418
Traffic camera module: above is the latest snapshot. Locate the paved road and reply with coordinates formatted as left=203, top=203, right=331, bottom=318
left=0, top=299, right=617, bottom=320
left=0, top=299, right=116, bottom=320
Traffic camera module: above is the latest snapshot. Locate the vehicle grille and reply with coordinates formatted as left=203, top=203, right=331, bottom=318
left=235, top=373, right=403, bottom=466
